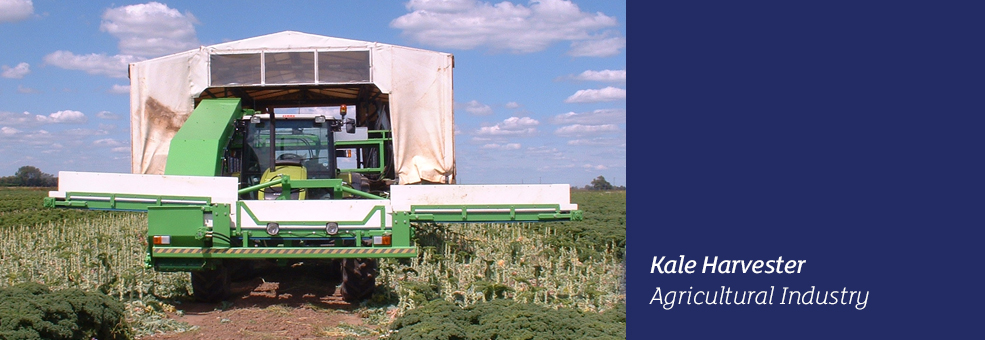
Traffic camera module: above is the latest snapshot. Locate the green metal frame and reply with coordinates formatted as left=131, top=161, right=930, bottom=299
left=335, top=130, right=391, bottom=175
left=145, top=175, right=415, bottom=268
left=44, top=192, right=212, bottom=211
left=405, top=204, right=583, bottom=222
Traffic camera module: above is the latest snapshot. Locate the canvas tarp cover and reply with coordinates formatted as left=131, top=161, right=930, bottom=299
left=129, top=31, right=455, bottom=184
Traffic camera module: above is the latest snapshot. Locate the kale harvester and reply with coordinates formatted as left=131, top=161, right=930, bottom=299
left=44, top=31, right=581, bottom=303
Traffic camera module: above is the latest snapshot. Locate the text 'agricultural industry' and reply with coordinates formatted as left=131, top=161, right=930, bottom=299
left=648, top=255, right=870, bottom=310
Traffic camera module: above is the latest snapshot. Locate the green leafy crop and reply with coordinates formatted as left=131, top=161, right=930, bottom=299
left=543, top=191, right=627, bottom=261
left=0, top=188, right=107, bottom=229
left=0, top=282, right=131, bottom=340
left=388, top=299, right=625, bottom=340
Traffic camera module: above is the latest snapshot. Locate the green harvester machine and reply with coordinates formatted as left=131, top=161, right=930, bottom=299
left=43, top=32, right=581, bottom=302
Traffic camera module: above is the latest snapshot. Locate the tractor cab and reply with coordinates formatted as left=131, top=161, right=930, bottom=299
left=232, top=106, right=374, bottom=200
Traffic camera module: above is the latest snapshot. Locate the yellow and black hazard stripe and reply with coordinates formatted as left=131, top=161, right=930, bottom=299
left=154, top=247, right=415, bottom=255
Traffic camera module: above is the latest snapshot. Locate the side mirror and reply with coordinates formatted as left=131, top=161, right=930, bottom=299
left=345, top=118, right=356, bottom=134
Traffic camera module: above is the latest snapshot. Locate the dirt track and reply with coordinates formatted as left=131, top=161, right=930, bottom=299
left=145, top=262, right=390, bottom=339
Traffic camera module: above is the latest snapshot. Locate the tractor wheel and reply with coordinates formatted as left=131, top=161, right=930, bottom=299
left=191, top=264, right=229, bottom=303
left=340, top=258, right=377, bottom=302
left=226, top=259, right=256, bottom=282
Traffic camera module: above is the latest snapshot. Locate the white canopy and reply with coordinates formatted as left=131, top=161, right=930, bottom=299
left=129, top=31, right=456, bottom=184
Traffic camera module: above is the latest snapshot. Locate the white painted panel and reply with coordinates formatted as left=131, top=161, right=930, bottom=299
left=389, top=184, right=577, bottom=211
left=239, top=199, right=392, bottom=229
left=334, top=127, right=369, bottom=141
left=49, top=171, right=239, bottom=204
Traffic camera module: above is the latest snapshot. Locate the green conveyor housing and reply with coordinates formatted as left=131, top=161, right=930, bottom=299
left=164, top=98, right=245, bottom=176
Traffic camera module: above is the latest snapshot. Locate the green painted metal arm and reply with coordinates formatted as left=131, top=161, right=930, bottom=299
left=404, top=204, right=583, bottom=223
left=43, top=192, right=213, bottom=212
left=237, top=175, right=384, bottom=199
left=238, top=177, right=284, bottom=195
left=340, top=186, right=386, bottom=200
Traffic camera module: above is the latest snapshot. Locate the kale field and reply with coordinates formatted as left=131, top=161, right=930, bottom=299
left=0, top=187, right=625, bottom=339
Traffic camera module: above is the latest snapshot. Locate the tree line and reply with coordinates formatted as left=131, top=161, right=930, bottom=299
left=0, top=166, right=58, bottom=187
left=581, top=175, right=626, bottom=191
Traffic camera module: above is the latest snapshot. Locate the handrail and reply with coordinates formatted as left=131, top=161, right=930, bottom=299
left=237, top=175, right=384, bottom=199
left=340, top=186, right=386, bottom=200
left=238, top=177, right=284, bottom=195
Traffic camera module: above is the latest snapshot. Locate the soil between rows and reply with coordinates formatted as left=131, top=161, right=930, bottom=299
left=145, top=261, right=390, bottom=339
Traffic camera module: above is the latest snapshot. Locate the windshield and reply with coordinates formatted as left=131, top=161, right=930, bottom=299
left=245, top=119, right=336, bottom=180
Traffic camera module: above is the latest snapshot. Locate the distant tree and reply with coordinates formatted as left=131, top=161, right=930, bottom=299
left=0, top=175, right=20, bottom=186
left=2, top=166, right=58, bottom=187
left=39, top=172, right=57, bottom=187
left=15, top=166, right=44, bottom=186
left=590, top=175, right=613, bottom=191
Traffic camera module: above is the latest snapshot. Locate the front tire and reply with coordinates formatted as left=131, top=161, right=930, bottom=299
left=340, top=258, right=377, bottom=302
left=191, top=264, right=229, bottom=303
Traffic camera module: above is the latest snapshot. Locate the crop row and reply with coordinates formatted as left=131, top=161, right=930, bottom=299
left=0, top=189, right=626, bottom=336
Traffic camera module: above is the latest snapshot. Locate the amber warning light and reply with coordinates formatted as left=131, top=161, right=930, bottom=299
left=373, top=234, right=392, bottom=246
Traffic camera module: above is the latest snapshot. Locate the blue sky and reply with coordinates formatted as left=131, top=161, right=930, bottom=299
left=0, top=0, right=626, bottom=187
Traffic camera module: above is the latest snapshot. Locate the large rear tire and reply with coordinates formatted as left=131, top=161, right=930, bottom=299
left=226, top=259, right=256, bottom=282
left=340, top=258, right=377, bottom=302
left=191, top=264, right=229, bottom=303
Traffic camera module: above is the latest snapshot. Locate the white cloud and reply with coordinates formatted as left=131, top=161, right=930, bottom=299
left=564, top=86, right=626, bottom=103
left=525, top=146, right=567, bottom=161
left=582, top=163, right=608, bottom=170
left=526, top=146, right=559, bottom=154
left=0, top=111, right=33, bottom=126
left=475, top=116, right=539, bottom=136
left=100, top=2, right=201, bottom=57
left=43, top=3, right=199, bottom=79
left=505, top=101, right=520, bottom=109
left=463, top=100, right=493, bottom=116
left=403, top=0, right=478, bottom=12
left=43, top=51, right=138, bottom=78
left=567, top=137, right=623, bottom=146
left=569, top=69, right=625, bottom=83
left=7, top=129, right=51, bottom=145
left=36, top=110, right=87, bottom=124
left=537, top=163, right=574, bottom=172
left=1, top=126, right=20, bottom=135
left=93, top=138, right=125, bottom=147
left=62, top=128, right=109, bottom=137
left=482, top=143, right=521, bottom=150
left=568, top=36, right=626, bottom=57
left=108, top=84, right=130, bottom=94
left=391, top=0, right=618, bottom=54
left=551, top=108, right=625, bottom=125
left=1, top=62, right=30, bottom=79
left=554, top=124, right=619, bottom=137
left=0, top=0, right=33, bottom=23
left=96, top=111, right=121, bottom=120
left=0, top=121, right=130, bottom=174
left=16, top=85, right=39, bottom=94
